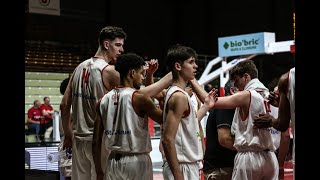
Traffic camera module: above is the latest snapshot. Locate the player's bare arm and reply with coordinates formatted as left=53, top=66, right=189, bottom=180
left=162, top=92, right=188, bottom=180
left=274, top=72, right=291, bottom=132
left=140, top=72, right=172, bottom=98
left=218, top=127, right=237, bottom=151
left=92, top=100, right=104, bottom=178
left=189, top=79, right=208, bottom=103
left=60, top=73, right=74, bottom=149
left=144, top=59, right=159, bottom=86
left=197, top=89, right=218, bottom=121
left=102, top=65, right=120, bottom=92
left=214, top=90, right=250, bottom=109
left=133, top=91, right=163, bottom=124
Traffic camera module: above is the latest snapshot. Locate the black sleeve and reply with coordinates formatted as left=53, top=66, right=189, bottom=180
left=206, top=109, right=217, bottom=132
left=216, top=109, right=235, bottom=128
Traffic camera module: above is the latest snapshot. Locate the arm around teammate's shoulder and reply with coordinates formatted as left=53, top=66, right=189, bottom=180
left=133, top=91, right=163, bottom=124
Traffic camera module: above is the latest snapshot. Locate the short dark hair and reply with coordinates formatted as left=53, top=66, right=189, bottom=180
left=98, top=26, right=127, bottom=45
left=230, top=59, right=258, bottom=80
left=115, top=53, right=146, bottom=80
left=60, top=77, right=70, bottom=95
left=224, top=79, right=235, bottom=96
left=166, top=45, right=197, bottom=71
left=33, top=100, right=40, bottom=105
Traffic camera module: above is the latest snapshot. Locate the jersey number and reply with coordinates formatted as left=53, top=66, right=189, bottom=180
left=263, top=100, right=271, bottom=113
left=81, top=68, right=90, bottom=88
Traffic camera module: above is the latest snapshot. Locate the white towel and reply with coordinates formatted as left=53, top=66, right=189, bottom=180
left=244, top=78, right=269, bottom=99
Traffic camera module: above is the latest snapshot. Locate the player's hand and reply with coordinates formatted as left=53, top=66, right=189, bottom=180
left=253, top=113, right=274, bottom=128
left=268, top=91, right=279, bottom=107
left=63, top=131, right=73, bottom=149
left=204, top=88, right=218, bottom=108
left=145, top=59, right=159, bottom=75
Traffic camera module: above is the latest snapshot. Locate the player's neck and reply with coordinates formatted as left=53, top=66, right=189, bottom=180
left=121, top=78, right=133, bottom=89
left=171, top=80, right=187, bottom=90
left=94, top=49, right=111, bottom=63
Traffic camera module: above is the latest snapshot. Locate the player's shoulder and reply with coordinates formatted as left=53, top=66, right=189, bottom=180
left=102, top=65, right=117, bottom=74
left=169, top=91, right=188, bottom=104
left=134, top=90, right=149, bottom=100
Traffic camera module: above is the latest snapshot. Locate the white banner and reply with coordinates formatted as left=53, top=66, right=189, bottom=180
left=29, top=0, right=60, bottom=16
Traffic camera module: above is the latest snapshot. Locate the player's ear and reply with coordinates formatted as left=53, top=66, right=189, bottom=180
left=103, top=40, right=110, bottom=50
left=174, top=62, right=181, bottom=71
left=230, top=87, right=238, bottom=95
left=129, top=69, right=135, bottom=78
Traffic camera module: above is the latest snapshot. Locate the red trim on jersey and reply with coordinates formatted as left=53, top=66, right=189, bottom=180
left=101, top=64, right=109, bottom=90
left=167, top=90, right=191, bottom=118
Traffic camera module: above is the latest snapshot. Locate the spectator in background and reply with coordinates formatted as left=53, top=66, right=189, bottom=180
left=27, top=100, right=44, bottom=142
left=40, top=96, right=54, bottom=141
left=203, top=79, right=237, bottom=180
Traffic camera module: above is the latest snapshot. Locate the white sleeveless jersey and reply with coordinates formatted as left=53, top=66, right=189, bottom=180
left=100, top=87, right=151, bottom=153
left=189, top=93, right=199, bottom=111
left=232, top=90, right=278, bottom=151
left=71, top=57, right=109, bottom=137
left=287, top=67, right=295, bottom=163
left=163, top=86, right=203, bottom=163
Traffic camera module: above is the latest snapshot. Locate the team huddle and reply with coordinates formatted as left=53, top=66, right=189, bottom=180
left=59, top=26, right=295, bottom=180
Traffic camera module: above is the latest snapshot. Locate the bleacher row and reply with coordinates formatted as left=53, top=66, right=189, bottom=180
left=25, top=40, right=95, bottom=73
left=25, top=72, right=70, bottom=142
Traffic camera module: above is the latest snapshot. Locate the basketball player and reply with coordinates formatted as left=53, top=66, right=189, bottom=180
left=254, top=67, right=295, bottom=179
left=161, top=45, right=218, bottom=180
left=60, top=26, right=127, bottom=180
left=92, top=53, right=172, bottom=180
left=159, top=85, right=206, bottom=178
left=190, top=60, right=279, bottom=180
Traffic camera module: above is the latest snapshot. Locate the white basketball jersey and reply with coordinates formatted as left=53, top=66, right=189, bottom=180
left=100, top=87, right=152, bottom=153
left=232, top=90, right=278, bottom=151
left=71, top=57, right=109, bottom=137
left=163, top=86, right=203, bottom=163
left=189, top=93, right=199, bottom=111
left=287, top=67, right=295, bottom=163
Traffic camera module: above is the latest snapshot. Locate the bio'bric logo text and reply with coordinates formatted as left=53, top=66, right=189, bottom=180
left=223, top=38, right=260, bottom=50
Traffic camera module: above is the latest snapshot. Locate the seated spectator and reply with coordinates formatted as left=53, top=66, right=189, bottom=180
left=27, top=100, right=44, bottom=142
left=40, top=97, right=54, bottom=141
